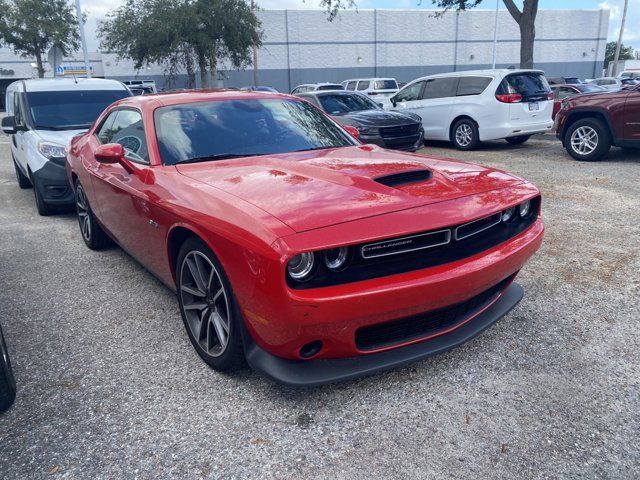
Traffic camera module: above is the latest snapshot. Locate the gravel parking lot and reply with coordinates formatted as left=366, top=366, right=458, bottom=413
left=0, top=133, right=638, bottom=479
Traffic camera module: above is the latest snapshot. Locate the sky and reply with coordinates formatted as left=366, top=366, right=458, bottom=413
left=81, top=0, right=640, bottom=51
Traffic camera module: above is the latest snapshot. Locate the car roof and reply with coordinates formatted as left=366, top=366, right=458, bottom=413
left=300, top=90, right=366, bottom=97
left=342, top=78, right=396, bottom=82
left=411, top=69, right=543, bottom=82
left=19, top=77, right=128, bottom=92
left=110, top=89, right=300, bottom=109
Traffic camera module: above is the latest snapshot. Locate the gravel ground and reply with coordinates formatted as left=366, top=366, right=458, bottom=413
left=0, top=134, right=638, bottom=479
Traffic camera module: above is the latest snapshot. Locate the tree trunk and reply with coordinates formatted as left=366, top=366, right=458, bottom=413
left=35, top=49, right=45, bottom=78
left=197, top=51, right=208, bottom=89
left=210, top=44, right=218, bottom=88
left=518, top=17, right=535, bottom=69
left=503, top=0, right=538, bottom=69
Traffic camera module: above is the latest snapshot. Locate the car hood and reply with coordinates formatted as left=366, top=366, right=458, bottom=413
left=34, top=128, right=88, bottom=146
left=176, top=146, right=524, bottom=233
left=336, top=110, right=420, bottom=127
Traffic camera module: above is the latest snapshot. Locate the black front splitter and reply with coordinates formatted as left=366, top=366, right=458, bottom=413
left=245, top=283, right=524, bottom=387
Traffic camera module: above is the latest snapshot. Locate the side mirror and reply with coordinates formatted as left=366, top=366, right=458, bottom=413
left=94, top=143, right=135, bottom=173
left=342, top=125, right=359, bottom=140
left=1, top=116, right=18, bottom=135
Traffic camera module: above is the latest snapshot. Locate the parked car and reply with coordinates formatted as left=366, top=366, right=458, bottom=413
left=0, top=322, right=16, bottom=413
left=290, top=83, right=344, bottom=94
left=547, top=76, right=583, bottom=85
left=240, top=86, right=278, bottom=92
left=129, top=86, right=155, bottom=96
left=341, top=78, right=399, bottom=100
left=296, top=90, right=424, bottom=151
left=620, top=78, right=639, bottom=89
left=550, top=83, right=607, bottom=119
left=589, top=77, right=625, bottom=90
left=122, top=79, right=157, bottom=93
left=1, top=78, right=131, bottom=215
left=388, top=69, right=553, bottom=150
left=555, top=83, right=640, bottom=161
left=619, top=71, right=640, bottom=80
left=66, top=90, right=543, bottom=386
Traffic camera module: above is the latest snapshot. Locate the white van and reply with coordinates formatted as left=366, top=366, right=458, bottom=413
left=1, top=78, right=130, bottom=215
left=342, top=78, right=399, bottom=101
left=387, top=69, right=553, bottom=150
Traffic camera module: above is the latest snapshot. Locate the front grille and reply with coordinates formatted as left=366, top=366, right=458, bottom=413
left=355, top=275, right=514, bottom=351
left=379, top=123, right=421, bottom=138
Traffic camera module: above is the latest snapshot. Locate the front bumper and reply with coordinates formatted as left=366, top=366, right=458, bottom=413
left=246, top=282, right=524, bottom=386
left=32, top=161, right=74, bottom=206
left=359, top=129, right=424, bottom=152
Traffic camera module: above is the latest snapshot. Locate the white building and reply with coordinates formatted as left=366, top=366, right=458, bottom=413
left=0, top=8, right=609, bottom=102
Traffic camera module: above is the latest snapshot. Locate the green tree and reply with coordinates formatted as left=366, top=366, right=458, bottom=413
left=604, top=41, right=634, bottom=69
left=0, top=0, right=80, bottom=78
left=99, top=0, right=262, bottom=89
left=319, top=0, right=539, bottom=69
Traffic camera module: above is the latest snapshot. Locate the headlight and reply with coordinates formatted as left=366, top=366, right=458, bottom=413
left=287, top=252, right=315, bottom=281
left=324, top=247, right=350, bottom=271
left=502, top=207, right=516, bottom=222
left=37, top=142, right=66, bottom=163
left=358, top=127, right=379, bottom=136
left=519, top=200, right=532, bottom=217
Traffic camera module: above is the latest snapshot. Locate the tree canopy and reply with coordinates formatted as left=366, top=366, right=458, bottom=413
left=0, top=0, right=80, bottom=78
left=99, top=0, right=262, bottom=88
left=605, top=41, right=635, bottom=69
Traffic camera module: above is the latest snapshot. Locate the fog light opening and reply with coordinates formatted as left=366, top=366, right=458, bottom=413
left=299, top=340, right=323, bottom=359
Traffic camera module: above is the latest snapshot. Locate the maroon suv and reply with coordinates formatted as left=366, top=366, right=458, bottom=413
left=555, top=84, right=640, bottom=161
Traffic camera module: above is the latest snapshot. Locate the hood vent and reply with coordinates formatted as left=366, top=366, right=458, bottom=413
left=374, top=169, right=432, bottom=188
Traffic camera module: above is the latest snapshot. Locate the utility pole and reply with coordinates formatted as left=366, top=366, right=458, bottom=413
left=75, top=0, right=91, bottom=78
left=491, top=0, right=499, bottom=69
left=251, top=0, right=259, bottom=86
left=612, top=0, right=629, bottom=77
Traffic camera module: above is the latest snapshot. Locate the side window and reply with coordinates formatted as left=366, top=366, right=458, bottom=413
left=557, top=88, right=576, bottom=100
left=456, top=76, right=492, bottom=96
left=394, top=81, right=425, bottom=102
left=421, top=77, right=459, bottom=100
left=96, top=111, right=119, bottom=144
left=357, top=81, right=370, bottom=91
left=347, top=81, right=357, bottom=90
left=106, top=110, right=149, bottom=164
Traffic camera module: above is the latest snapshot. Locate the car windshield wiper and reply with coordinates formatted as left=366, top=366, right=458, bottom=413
left=174, top=153, right=262, bottom=164
left=290, top=146, right=341, bottom=153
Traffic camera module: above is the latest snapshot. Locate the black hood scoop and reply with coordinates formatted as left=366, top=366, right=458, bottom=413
left=374, top=169, right=432, bottom=188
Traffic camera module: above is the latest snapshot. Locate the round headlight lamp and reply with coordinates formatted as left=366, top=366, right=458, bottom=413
left=287, top=252, right=315, bottom=281
left=502, top=207, right=516, bottom=223
left=519, top=200, right=532, bottom=217
left=324, top=247, right=350, bottom=271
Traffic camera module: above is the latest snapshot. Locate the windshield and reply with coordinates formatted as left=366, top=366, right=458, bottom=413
left=317, top=93, right=380, bottom=114
left=374, top=80, right=398, bottom=90
left=154, top=98, right=356, bottom=165
left=26, top=90, right=130, bottom=130
left=498, top=73, right=550, bottom=99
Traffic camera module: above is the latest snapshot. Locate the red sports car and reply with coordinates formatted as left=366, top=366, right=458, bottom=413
left=66, top=90, right=544, bottom=386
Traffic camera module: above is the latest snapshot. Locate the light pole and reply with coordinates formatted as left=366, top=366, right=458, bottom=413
left=491, top=0, right=499, bottom=69
left=612, top=0, right=629, bottom=76
left=251, top=0, right=258, bottom=86
left=75, top=0, right=91, bottom=78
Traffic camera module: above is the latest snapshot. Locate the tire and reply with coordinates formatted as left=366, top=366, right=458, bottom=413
left=75, top=180, right=111, bottom=250
left=13, top=156, right=31, bottom=189
left=176, top=237, right=245, bottom=372
left=451, top=118, right=480, bottom=150
left=505, top=135, right=531, bottom=145
left=564, top=118, right=611, bottom=161
left=30, top=173, right=54, bottom=216
left=0, top=323, right=17, bottom=413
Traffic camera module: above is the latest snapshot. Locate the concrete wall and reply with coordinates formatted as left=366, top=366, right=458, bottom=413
left=0, top=8, right=609, bottom=93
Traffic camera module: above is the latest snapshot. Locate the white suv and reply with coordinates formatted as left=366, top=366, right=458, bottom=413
left=342, top=78, right=399, bottom=102
left=387, top=69, right=553, bottom=150
left=1, top=78, right=130, bottom=215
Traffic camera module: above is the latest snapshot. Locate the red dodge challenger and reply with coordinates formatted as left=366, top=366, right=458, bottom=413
left=66, top=90, right=544, bottom=386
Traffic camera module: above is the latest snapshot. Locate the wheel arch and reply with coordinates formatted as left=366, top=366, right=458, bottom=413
left=449, top=115, right=479, bottom=142
left=561, top=108, right=614, bottom=144
left=166, top=224, right=222, bottom=284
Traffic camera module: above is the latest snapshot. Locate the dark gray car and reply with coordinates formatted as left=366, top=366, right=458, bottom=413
left=296, top=90, right=424, bottom=151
